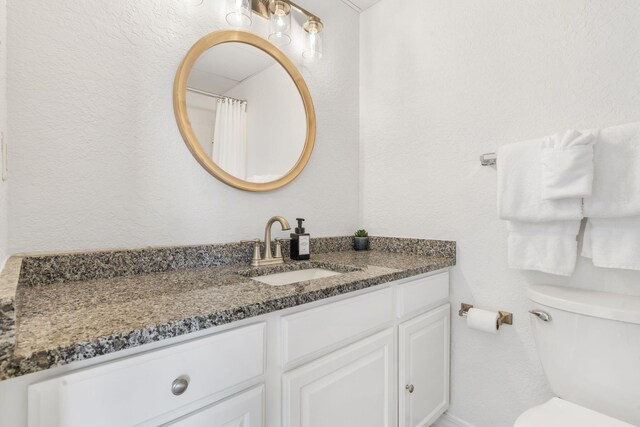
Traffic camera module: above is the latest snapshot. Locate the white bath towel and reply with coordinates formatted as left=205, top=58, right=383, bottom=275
left=582, top=122, right=640, bottom=270
left=498, top=137, right=583, bottom=275
left=498, top=138, right=583, bottom=222
left=541, top=130, right=595, bottom=200
left=509, top=221, right=582, bottom=276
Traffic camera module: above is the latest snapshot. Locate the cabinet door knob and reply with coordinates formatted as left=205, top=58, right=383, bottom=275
left=405, top=384, right=415, bottom=393
left=171, top=376, right=189, bottom=396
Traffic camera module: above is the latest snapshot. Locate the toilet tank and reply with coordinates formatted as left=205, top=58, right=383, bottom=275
left=528, top=284, right=640, bottom=426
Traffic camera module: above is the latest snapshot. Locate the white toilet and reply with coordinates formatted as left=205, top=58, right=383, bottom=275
left=515, top=284, right=640, bottom=427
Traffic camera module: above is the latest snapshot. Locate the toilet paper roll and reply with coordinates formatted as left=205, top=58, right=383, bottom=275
left=466, top=308, right=500, bottom=334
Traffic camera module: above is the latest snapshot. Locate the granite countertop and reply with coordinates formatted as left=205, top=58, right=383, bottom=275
left=0, top=236, right=456, bottom=380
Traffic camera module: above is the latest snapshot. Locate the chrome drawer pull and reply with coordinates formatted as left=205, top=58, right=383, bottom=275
left=405, top=384, right=415, bottom=393
left=529, top=310, right=551, bottom=322
left=171, top=376, right=189, bottom=396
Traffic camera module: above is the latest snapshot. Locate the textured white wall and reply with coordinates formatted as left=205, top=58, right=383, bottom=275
left=0, top=0, right=7, bottom=265
left=7, top=0, right=359, bottom=254
left=361, top=1, right=640, bottom=426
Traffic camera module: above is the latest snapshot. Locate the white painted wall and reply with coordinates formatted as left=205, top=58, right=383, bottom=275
left=360, top=1, right=640, bottom=426
left=7, top=0, right=359, bottom=254
left=226, top=64, right=306, bottom=180
left=0, top=0, right=7, bottom=265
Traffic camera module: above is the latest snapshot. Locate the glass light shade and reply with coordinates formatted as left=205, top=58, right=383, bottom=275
left=226, top=0, right=252, bottom=28
left=303, top=20, right=323, bottom=59
left=268, top=1, right=292, bottom=46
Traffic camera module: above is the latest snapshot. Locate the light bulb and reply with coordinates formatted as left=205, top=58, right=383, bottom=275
left=303, top=18, right=323, bottom=59
left=268, top=1, right=291, bottom=46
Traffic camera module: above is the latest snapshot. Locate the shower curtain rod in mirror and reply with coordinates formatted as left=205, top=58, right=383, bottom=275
left=187, top=87, right=247, bottom=104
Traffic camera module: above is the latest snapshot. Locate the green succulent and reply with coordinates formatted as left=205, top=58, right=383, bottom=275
left=354, top=229, right=369, bottom=238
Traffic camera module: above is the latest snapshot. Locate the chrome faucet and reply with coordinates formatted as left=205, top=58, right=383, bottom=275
left=241, top=216, right=291, bottom=267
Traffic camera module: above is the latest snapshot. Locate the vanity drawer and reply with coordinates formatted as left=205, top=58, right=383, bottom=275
left=281, top=288, right=394, bottom=366
left=396, top=272, right=449, bottom=318
left=28, top=323, right=265, bottom=427
left=166, top=385, right=264, bottom=427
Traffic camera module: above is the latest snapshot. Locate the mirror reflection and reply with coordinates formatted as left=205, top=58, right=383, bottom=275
left=186, top=42, right=306, bottom=184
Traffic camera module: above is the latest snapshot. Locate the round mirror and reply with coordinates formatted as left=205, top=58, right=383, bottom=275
left=174, top=30, right=316, bottom=191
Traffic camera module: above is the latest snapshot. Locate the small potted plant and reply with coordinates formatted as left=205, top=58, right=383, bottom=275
left=353, top=229, right=369, bottom=251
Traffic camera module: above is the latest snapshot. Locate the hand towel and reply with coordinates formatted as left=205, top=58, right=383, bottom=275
left=508, top=221, right=582, bottom=276
left=498, top=137, right=583, bottom=275
left=582, top=218, right=640, bottom=270
left=583, top=122, right=640, bottom=218
left=541, top=130, right=595, bottom=200
left=498, top=138, right=583, bottom=222
left=581, top=122, right=640, bottom=271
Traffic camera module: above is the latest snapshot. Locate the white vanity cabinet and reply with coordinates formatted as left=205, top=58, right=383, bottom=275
left=24, top=270, right=450, bottom=427
left=281, top=271, right=450, bottom=427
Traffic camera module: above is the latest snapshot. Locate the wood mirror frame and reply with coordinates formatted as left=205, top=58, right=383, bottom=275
left=173, top=30, right=316, bottom=192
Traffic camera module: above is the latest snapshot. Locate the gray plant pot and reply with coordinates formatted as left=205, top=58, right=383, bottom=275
left=353, top=237, right=369, bottom=251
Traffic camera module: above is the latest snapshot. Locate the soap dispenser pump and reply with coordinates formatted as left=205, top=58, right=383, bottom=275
left=290, top=218, right=310, bottom=260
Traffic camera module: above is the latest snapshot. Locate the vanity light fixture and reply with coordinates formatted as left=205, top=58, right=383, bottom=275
left=253, top=0, right=324, bottom=58
left=226, top=0, right=253, bottom=28
left=201, top=0, right=324, bottom=58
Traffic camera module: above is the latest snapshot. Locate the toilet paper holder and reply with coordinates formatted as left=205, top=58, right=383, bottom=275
left=458, top=303, right=513, bottom=328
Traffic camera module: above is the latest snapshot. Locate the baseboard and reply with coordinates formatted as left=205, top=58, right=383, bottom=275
left=432, top=412, right=475, bottom=427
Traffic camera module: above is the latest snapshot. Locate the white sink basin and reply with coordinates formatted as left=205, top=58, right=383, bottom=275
left=252, top=268, right=341, bottom=286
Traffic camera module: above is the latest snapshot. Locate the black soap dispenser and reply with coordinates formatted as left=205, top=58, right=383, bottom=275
left=290, top=218, right=310, bottom=260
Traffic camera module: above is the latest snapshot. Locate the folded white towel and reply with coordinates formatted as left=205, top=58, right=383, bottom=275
left=508, top=221, right=582, bottom=276
left=582, top=218, right=640, bottom=270
left=498, top=137, right=583, bottom=275
left=498, top=138, right=583, bottom=222
left=581, top=122, right=640, bottom=271
left=583, top=122, right=640, bottom=218
left=541, top=130, right=595, bottom=200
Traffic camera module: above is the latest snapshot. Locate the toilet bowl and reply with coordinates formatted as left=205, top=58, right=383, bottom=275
left=516, top=284, right=640, bottom=426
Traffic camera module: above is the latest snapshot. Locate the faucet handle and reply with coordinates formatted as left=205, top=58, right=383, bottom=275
left=274, top=237, right=291, bottom=259
left=240, top=239, right=261, bottom=244
left=240, top=239, right=262, bottom=266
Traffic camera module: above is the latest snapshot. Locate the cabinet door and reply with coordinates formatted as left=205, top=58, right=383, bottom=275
left=399, top=304, right=450, bottom=427
left=167, top=386, right=263, bottom=427
left=283, top=328, right=396, bottom=427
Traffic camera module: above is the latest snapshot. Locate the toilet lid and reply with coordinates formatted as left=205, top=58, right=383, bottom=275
left=514, top=398, right=635, bottom=427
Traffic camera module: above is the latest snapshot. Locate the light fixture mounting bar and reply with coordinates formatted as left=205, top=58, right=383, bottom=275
left=251, top=0, right=323, bottom=28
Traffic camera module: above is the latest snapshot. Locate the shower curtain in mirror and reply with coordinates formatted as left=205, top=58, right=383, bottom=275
left=212, top=99, right=247, bottom=179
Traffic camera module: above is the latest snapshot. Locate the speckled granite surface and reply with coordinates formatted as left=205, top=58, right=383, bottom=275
left=16, top=237, right=375, bottom=287
left=0, top=237, right=455, bottom=380
left=0, top=258, right=22, bottom=375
